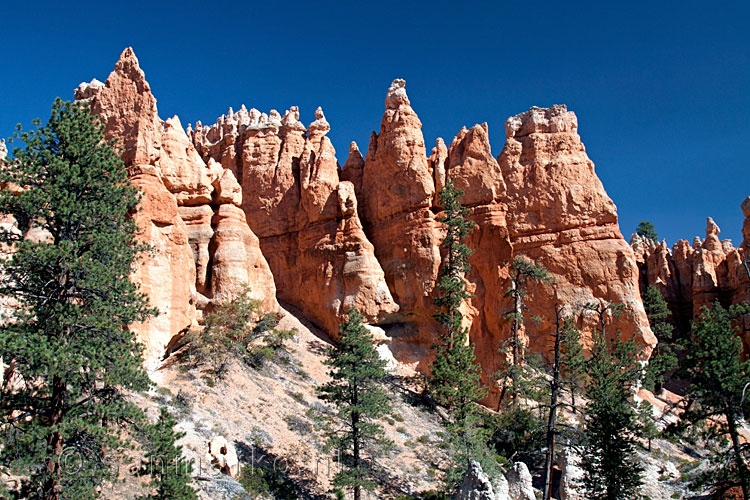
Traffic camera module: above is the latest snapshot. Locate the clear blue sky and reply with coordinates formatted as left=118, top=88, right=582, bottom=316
left=1, top=1, right=748, bottom=246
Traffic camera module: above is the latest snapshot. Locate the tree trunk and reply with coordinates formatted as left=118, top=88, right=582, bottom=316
left=43, top=375, right=65, bottom=500
left=544, top=307, right=563, bottom=500
left=726, top=404, right=750, bottom=499
left=352, top=376, right=360, bottom=500
left=510, top=275, right=522, bottom=406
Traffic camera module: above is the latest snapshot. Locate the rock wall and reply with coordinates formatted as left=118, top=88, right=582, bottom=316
left=74, top=48, right=278, bottom=369
left=633, top=211, right=750, bottom=347
left=358, top=79, right=443, bottom=363
left=499, top=106, right=655, bottom=357
left=437, top=123, right=513, bottom=389
left=68, top=48, right=660, bottom=382
left=190, top=103, right=398, bottom=336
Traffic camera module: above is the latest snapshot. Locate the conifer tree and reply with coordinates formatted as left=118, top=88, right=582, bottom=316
left=181, top=288, right=296, bottom=378
left=429, top=180, right=491, bottom=481
left=580, top=303, right=644, bottom=500
left=559, top=314, right=586, bottom=411
left=139, top=408, right=197, bottom=500
left=635, top=401, right=658, bottom=452
left=635, top=221, right=658, bottom=242
left=0, top=99, right=157, bottom=499
left=317, top=308, right=392, bottom=500
left=676, top=302, right=750, bottom=497
left=497, top=256, right=550, bottom=408
left=542, top=306, right=586, bottom=500
left=641, top=285, right=678, bottom=393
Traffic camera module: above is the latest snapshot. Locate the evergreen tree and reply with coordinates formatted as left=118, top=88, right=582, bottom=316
left=542, top=306, right=586, bottom=500
left=676, top=302, right=750, bottom=498
left=635, top=221, right=658, bottom=242
left=139, top=408, right=197, bottom=500
left=559, top=314, right=586, bottom=411
left=0, top=99, right=157, bottom=499
left=641, top=285, right=678, bottom=393
left=317, top=308, right=392, bottom=500
left=432, top=179, right=476, bottom=348
left=497, top=256, right=550, bottom=408
left=580, top=303, right=644, bottom=500
left=428, top=180, right=491, bottom=482
left=635, top=401, right=658, bottom=452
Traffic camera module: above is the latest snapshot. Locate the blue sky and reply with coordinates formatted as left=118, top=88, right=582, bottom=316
left=1, top=1, right=748, bottom=246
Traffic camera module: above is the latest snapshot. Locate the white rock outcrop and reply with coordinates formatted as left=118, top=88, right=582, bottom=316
left=506, top=462, right=535, bottom=500
left=454, top=461, right=510, bottom=500
left=207, top=436, right=239, bottom=477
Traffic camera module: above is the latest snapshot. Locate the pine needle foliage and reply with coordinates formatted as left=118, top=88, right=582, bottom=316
left=675, top=302, right=750, bottom=498
left=641, top=285, right=678, bottom=392
left=317, top=308, right=392, bottom=500
left=432, top=179, right=476, bottom=344
left=181, top=288, right=296, bottom=378
left=429, top=180, right=494, bottom=485
left=138, top=408, right=197, bottom=500
left=580, top=303, right=644, bottom=500
left=497, top=256, right=550, bottom=408
left=635, top=221, right=658, bottom=242
left=0, top=99, right=156, bottom=499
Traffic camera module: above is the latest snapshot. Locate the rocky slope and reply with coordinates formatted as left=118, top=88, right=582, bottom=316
left=73, top=47, right=657, bottom=395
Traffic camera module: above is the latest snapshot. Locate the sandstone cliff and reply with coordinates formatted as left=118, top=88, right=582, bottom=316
left=71, top=48, right=659, bottom=383
left=74, top=48, right=278, bottom=369
left=190, top=102, right=398, bottom=337
left=633, top=211, right=750, bottom=347
left=499, top=105, right=656, bottom=358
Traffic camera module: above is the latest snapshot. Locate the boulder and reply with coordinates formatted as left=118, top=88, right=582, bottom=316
left=506, top=462, right=535, bottom=500
left=557, top=449, right=583, bottom=500
left=454, top=461, right=509, bottom=500
left=207, top=436, right=239, bottom=477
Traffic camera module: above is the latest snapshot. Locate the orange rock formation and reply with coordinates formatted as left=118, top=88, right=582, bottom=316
left=71, top=48, right=661, bottom=383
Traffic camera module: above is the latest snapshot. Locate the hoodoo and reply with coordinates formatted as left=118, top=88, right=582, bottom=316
left=74, top=49, right=659, bottom=381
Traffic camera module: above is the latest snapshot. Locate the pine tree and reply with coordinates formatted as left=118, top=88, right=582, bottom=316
left=317, top=308, right=392, bottom=500
left=139, top=408, right=197, bottom=500
left=635, top=401, right=658, bottom=452
left=635, top=221, right=658, bottom=242
left=432, top=179, right=476, bottom=348
left=428, top=180, right=491, bottom=482
left=0, top=99, right=157, bottom=499
left=641, top=285, right=678, bottom=393
left=580, top=302, right=644, bottom=500
left=676, top=302, right=750, bottom=498
left=542, top=306, right=586, bottom=500
left=559, top=314, right=586, bottom=411
left=497, top=256, right=550, bottom=408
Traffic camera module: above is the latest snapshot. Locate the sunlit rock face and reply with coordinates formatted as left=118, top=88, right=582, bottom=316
left=634, top=211, right=750, bottom=352
left=69, top=48, right=660, bottom=386
left=191, top=102, right=398, bottom=337
left=75, top=48, right=277, bottom=369
left=499, top=105, right=655, bottom=360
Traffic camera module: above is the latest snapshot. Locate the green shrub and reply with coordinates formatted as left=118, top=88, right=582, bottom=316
left=180, top=288, right=296, bottom=377
left=239, top=465, right=297, bottom=500
left=490, top=406, right=545, bottom=469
